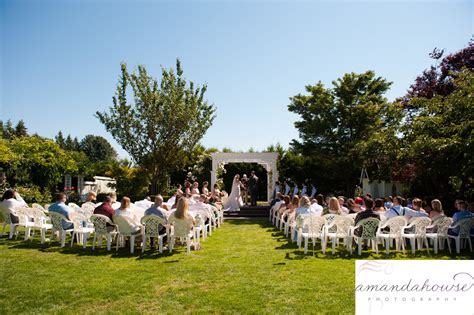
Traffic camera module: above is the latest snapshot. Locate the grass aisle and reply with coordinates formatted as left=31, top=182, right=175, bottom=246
left=0, top=219, right=472, bottom=314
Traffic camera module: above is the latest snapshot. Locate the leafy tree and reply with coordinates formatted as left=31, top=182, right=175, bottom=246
left=402, top=40, right=473, bottom=116
left=55, top=131, right=65, bottom=148
left=96, top=60, right=216, bottom=194
left=79, top=135, right=117, bottom=162
left=2, top=136, right=77, bottom=191
left=14, top=120, right=28, bottom=137
left=0, top=120, right=4, bottom=139
left=402, top=68, right=473, bottom=199
left=288, top=71, right=393, bottom=194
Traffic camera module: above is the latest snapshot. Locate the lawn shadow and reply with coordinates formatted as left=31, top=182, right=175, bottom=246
left=0, top=234, right=190, bottom=260
left=224, top=218, right=474, bottom=260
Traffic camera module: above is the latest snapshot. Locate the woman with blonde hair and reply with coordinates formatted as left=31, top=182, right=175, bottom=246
left=169, top=198, right=195, bottom=230
left=429, top=199, right=444, bottom=221
left=323, top=197, right=342, bottom=215
left=114, top=197, right=139, bottom=224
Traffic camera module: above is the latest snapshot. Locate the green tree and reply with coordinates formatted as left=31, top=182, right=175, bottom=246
left=96, top=60, right=216, bottom=194
left=4, top=120, right=14, bottom=140
left=80, top=135, right=117, bottom=162
left=3, top=136, right=77, bottom=191
left=0, top=120, right=4, bottom=139
left=55, top=131, right=65, bottom=148
left=64, top=135, right=74, bottom=150
left=402, top=68, right=473, bottom=199
left=288, top=71, right=393, bottom=194
left=14, top=120, right=28, bottom=137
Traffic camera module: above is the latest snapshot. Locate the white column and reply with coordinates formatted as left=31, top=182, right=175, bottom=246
left=210, top=171, right=217, bottom=189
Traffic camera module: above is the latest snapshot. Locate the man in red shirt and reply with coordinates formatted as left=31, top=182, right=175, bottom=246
left=93, top=196, right=116, bottom=231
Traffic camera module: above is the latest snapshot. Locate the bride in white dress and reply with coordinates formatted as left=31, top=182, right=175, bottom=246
left=223, top=174, right=243, bottom=212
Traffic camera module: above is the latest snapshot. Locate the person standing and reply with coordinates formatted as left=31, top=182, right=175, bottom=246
left=240, top=174, right=249, bottom=206
left=248, top=171, right=259, bottom=206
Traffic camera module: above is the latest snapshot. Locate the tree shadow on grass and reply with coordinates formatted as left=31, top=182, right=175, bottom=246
left=0, top=235, right=189, bottom=260
left=224, top=218, right=474, bottom=260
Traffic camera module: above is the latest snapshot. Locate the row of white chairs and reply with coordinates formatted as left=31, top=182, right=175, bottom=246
left=1, top=203, right=225, bottom=254
left=269, top=203, right=474, bottom=255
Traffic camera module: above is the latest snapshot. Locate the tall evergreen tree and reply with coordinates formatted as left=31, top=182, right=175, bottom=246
left=14, top=120, right=28, bottom=137
left=55, top=131, right=65, bottom=148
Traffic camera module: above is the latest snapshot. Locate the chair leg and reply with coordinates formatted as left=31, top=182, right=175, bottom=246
left=83, top=233, right=88, bottom=249
left=61, top=231, right=66, bottom=248
left=107, top=235, right=112, bottom=251
left=456, top=238, right=460, bottom=254
left=385, top=238, right=390, bottom=255
left=130, top=235, right=135, bottom=253
left=159, top=236, right=163, bottom=254
left=433, top=237, right=438, bottom=254
left=410, top=238, right=415, bottom=254
left=92, top=234, right=97, bottom=250
left=304, top=237, right=308, bottom=254
left=358, top=239, right=362, bottom=256
left=332, top=237, right=336, bottom=255
left=142, top=235, right=147, bottom=253
left=186, top=236, right=191, bottom=253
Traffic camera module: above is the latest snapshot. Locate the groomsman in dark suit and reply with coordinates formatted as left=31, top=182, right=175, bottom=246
left=248, top=171, right=259, bottom=206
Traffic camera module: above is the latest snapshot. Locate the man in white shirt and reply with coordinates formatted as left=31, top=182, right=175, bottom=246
left=309, top=199, right=323, bottom=216
left=300, top=183, right=308, bottom=197
left=310, top=183, right=317, bottom=199
left=385, top=196, right=428, bottom=220
left=284, top=179, right=291, bottom=196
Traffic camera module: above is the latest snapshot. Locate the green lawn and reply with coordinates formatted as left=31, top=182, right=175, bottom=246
left=0, top=219, right=472, bottom=314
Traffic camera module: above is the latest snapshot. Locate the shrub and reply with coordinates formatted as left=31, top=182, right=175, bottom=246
left=13, top=185, right=52, bottom=204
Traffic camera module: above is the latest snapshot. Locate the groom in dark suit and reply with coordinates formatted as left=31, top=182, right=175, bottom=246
left=248, top=171, right=259, bottom=206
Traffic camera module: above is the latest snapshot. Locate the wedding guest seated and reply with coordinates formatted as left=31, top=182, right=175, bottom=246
left=294, top=196, right=314, bottom=217
left=410, top=198, right=426, bottom=212
left=279, top=195, right=290, bottom=211
left=373, top=198, right=386, bottom=221
left=114, top=197, right=140, bottom=225
left=338, top=196, right=349, bottom=215
left=174, top=184, right=184, bottom=197
left=202, top=181, right=210, bottom=197
left=83, top=191, right=97, bottom=206
left=283, top=195, right=299, bottom=216
left=272, top=192, right=283, bottom=208
left=309, top=198, right=323, bottom=216
left=109, top=192, right=121, bottom=210
left=144, top=195, right=168, bottom=245
left=316, top=194, right=325, bottom=208
left=168, top=197, right=195, bottom=233
left=385, top=196, right=428, bottom=220
left=191, top=182, right=200, bottom=196
left=347, top=198, right=356, bottom=213
left=184, top=181, right=192, bottom=198
left=425, top=199, right=445, bottom=233
left=354, top=198, right=380, bottom=236
left=0, top=189, right=27, bottom=224
left=93, top=196, right=117, bottom=231
left=449, top=200, right=473, bottom=236
left=49, top=192, right=74, bottom=230
left=211, top=184, right=222, bottom=202
left=322, top=197, right=342, bottom=215
left=384, top=196, right=393, bottom=209
left=353, top=197, right=365, bottom=213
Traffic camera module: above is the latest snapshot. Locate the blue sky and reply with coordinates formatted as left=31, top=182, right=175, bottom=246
left=0, top=0, right=472, bottom=159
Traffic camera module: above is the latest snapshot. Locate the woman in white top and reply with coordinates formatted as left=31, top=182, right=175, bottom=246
left=0, top=190, right=27, bottom=223
left=168, top=198, right=195, bottom=236
left=114, top=197, right=139, bottom=225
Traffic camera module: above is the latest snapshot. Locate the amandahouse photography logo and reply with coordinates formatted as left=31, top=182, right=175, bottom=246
left=355, top=260, right=474, bottom=315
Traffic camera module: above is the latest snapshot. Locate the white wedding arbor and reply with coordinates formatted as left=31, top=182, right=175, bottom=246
left=210, top=152, right=279, bottom=202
